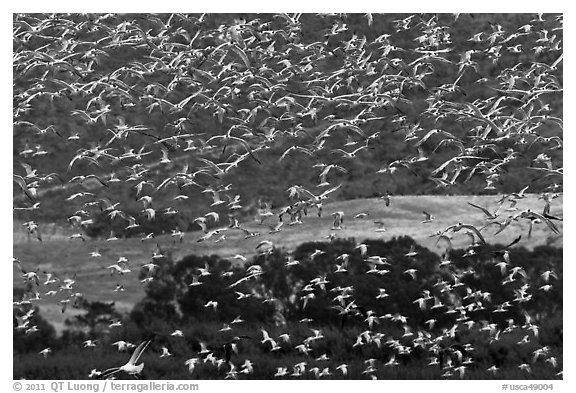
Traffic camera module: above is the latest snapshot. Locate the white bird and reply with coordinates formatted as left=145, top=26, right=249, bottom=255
left=278, top=333, right=291, bottom=343
left=366, top=255, right=389, bottom=266
left=385, top=355, right=399, bottom=367
left=336, top=364, right=348, bottom=376
left=467, top=202, right=499, bottom=220
left=83, top=340, right=97, bottom=348
left=235, top=291, right=252, bottom=300
left=454, top=365, right=467, bottom=378
left=331, top=211, right=344, bottom=229
left=240, top=359, right=254, bottom=374
left=422, top=210, right=434, bottom=223
left=232, top=254, right=248, bottom=262
left=540, top=270, right=558, bottom=283
left=310, top=249, right=326, bottom=260
left=90, top=250, right=102, bottom=258
left=231, top=315, right=244, bottom=324
left=356, top=243, right=368, bottom=257
left=518, top=363, right=532, bottom=373
left=260, top=328, right=274, bottom=345
left=376, top=288, right=389, bottom=299
left=204, top=300, right=218, bottom=310
left=194, top=217, right=209, bottom=232
left=428, top=357, right=440, bottom=367
left=405, top=245, right=418, bottom=257
left=295, top=344, right=311, bottom=355
left=425, top=319, right=437, bottom=330
left=99, top=338, right=153, bottom=379
left=373, top=220, right=387, bottom=232
left=275, top=367, right=288, bottom=377
left=198, top=263, right=211, bottom=276
left=185, top=358, right=199, bottom=374
left=188, top=275, right=203, bottom=287
left=160, top=346, right=172, bottom=358
left=285, top=255, right=300, bottom=267
left=198, top=342, right=210, bottom=355
left=112, top=341, right=135, bottom=351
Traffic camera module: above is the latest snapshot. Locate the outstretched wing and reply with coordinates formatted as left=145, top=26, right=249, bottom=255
left=98, top=367, right=120, bottom=379
left=462, top=224, right=487, bottom=245
left=319, top=184, right=342, bottom=199
left=129, top=338, right=153, bottom=365
left=530, top=211, right=561, bottom=234
left=502, top=235, right=522, bottom=250
left=13, top=175, right=35, bottom=200
left=467, top=202, right=494, bottom=218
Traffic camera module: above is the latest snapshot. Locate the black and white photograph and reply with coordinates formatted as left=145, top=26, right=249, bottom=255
left=12, top=7, right=565, bottom=384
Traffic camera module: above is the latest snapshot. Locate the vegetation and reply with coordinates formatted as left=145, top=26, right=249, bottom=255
left=14, top=13, right=562, bottom=228
left=14, top=237, right=562, bottom=379
left=13, top=12, right=562, bottom=381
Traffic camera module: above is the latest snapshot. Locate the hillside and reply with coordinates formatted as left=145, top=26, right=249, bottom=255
left=14, top=13, right=563, bottom=225
left=14, top=194, right=562, bottom=332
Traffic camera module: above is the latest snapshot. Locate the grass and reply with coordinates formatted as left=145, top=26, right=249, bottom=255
left=13, top=194, right=562, bottom=332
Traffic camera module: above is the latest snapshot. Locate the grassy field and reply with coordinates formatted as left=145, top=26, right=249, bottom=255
left=13, top=194, right=562, bottom=332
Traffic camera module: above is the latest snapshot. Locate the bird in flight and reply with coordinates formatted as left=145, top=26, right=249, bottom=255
left=467, top=202, right=499, bottom=220
left=422, top=210, right=434, bottom=223
left=99, top=337, right=153, bottom=379
left=331, top=211, right=344, bottom=229
left=405, top=244, right=418, bottom=257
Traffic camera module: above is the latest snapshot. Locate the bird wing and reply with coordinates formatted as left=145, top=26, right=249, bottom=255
left=97, top=367, right=121, bottom=379
left=414, top=129, right=439, bottom=147
left=319, top=184, right=342, bottom=199
left=462, top=224, right=487, bottom=244
left=129, top=338, right=152, bottom=365
left=13, top=175, right=35, bottom=200
left=228, top=275, right=252, bottom=288
left=502, top=235, right=522, bottom=250
left=238, top=226, right=253, bottom=236
left=197, top=157, right=223, bottom=174
left=261, top=328, right=271, bottom=341
left=278, top=146, right=296, bottom=161
left=256, top=240, right=272, bottom=249
left=194, top=218, right=208, bottom=232
left=436, top=234, right=453, bottom=250
left=294, top=186, right=316, bottom=201
left=493, top=216, right=516, bottom=235
left=229, top=136, right=261, bottom=164
left=530, top=211, right=561, bottom=234
left=467, top=202, right=494, bottom=218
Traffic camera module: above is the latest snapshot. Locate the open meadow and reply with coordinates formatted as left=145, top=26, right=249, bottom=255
left=14, top=194, right=562, bottom=333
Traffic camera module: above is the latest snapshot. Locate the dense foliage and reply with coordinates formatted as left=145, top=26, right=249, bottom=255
left=14, top=237, right=562, bottom=379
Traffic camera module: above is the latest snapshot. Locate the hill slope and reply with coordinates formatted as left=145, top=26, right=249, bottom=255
left=13, top=193, right=562, bottom=332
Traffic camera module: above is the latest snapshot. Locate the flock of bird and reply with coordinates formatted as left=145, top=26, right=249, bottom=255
left=13, top=13, right=562, bottom=379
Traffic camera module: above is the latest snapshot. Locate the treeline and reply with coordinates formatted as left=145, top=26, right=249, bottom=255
left=14, top=236, right=562, bottom=379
